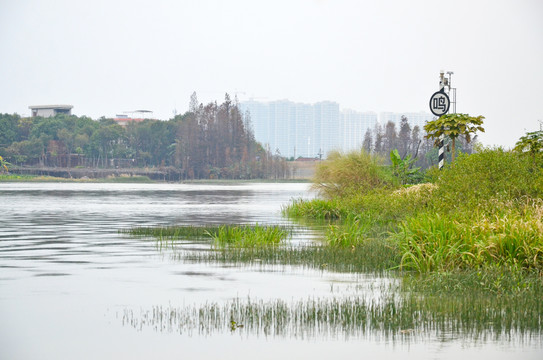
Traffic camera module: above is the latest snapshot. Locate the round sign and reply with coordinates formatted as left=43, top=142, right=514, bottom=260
left=429, top=90, right=450, bottom=116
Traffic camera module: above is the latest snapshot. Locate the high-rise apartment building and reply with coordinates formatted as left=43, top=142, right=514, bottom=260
left=240, top=100, right=432, bottom=159
left=379, top=111, right=434, bottom=131
left=341, top=109, right=378, bottom=151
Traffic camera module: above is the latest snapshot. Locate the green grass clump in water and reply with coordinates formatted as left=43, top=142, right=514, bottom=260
left=122, top=225, right=221, bottom=239
left=122, top=224, right=291, bottom=248
left=210, top=224, right=290, bottom=248
left=282, top=198, right=346, bottom=220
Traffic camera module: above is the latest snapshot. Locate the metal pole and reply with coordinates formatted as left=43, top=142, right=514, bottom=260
left=438, top=71, right=445, bottom=170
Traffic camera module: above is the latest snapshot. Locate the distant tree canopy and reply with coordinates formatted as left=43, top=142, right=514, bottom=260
left=0, top=94, right=289, bottom=180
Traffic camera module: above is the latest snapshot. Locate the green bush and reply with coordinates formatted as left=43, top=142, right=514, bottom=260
left=431, top=147, right=543, bottom=213
left=312, top=149, right=397, bottom=199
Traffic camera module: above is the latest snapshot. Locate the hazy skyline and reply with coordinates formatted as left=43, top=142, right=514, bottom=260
left=1, top=0, right=542, bottom=148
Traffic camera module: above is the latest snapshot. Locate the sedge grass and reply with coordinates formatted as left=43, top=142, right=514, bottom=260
left=122, top=284, right=543, bottom=341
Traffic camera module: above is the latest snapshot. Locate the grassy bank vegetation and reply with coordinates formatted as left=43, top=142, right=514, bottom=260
left=284, top=147, right=543, bottom=280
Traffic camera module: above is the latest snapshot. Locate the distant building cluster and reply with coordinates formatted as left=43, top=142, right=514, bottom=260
left=240, top=100, right=434, bottom=159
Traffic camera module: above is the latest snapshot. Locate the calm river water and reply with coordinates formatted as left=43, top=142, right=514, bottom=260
left=0, top=182, right=541, bottom=359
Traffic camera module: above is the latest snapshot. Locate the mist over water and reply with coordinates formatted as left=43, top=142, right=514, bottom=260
left=0, top=182, right=541, bottom=360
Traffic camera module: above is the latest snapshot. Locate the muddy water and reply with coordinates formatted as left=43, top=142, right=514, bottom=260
left=0, top=182, right=541, bottom=359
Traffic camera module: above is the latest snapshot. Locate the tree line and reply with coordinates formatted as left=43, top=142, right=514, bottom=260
left=361, top=115, right=478, bottom=169
left=0, top=93, right=290, bottom=180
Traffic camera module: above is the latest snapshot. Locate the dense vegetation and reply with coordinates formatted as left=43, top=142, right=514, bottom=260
left=285, top=144, right=543, bottom=276
left=0, top=93, right=289, bottom=180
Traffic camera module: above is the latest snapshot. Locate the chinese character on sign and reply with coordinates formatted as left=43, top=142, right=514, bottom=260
left=429, top=90, right=450, bottom=116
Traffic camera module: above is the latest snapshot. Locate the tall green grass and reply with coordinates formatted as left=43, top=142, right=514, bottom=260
left=122, top=224, right=291, bottom=248
left=210, top=224, right=290, bottom=248
left=397, top=201, right=543, bottom=272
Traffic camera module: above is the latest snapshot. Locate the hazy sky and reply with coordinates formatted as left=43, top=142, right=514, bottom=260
left=1, top=0, right=542, bottom=148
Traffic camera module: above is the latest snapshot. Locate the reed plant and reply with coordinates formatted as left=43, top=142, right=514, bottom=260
left=122, top=285, right=543, bottom=340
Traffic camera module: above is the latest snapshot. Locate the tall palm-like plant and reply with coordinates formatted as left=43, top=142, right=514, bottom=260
left=424, top=113, right=485, bottom=162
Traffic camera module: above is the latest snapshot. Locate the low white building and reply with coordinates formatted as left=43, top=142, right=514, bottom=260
left=29, top=105, right=73, bottom=117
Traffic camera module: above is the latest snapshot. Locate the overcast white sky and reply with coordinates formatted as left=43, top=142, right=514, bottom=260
left=1, top=0, right=542, bottom=148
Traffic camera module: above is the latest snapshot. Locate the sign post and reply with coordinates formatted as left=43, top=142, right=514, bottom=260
left=429, top=71, right=451, bottom=170
left=429, top=90, right=450, bottom=117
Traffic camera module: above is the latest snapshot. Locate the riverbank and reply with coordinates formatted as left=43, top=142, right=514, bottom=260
left=4, top=161, right=316, bottom=182
left=0, top=173, right=311, bottom=184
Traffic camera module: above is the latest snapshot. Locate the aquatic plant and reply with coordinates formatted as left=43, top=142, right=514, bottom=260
left=209, top=224, right=290, bottom=248
left=121, top=282, right=543, bottom=341
left=122, top=225, right=220, bottom=239
left=123, top=224, right=292, bottom=249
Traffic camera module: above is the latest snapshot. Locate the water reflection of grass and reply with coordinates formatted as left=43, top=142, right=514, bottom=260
left=180, top=242, right=399, bottom=273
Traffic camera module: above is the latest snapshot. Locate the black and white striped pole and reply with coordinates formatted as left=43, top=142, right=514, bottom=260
left=429, top=70, right=451, bottom=170
left=438, top=134, right=445, bottom=170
